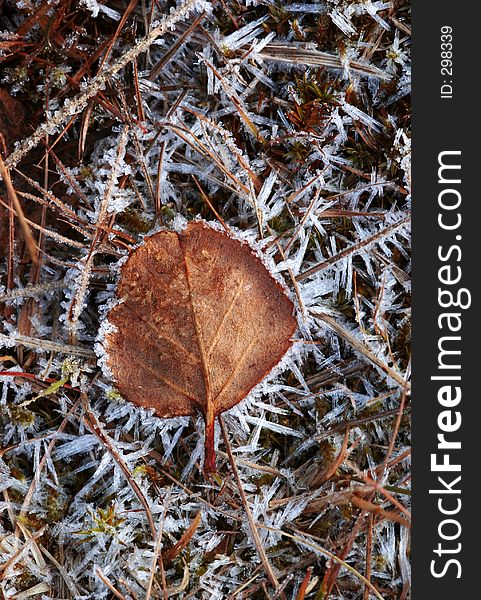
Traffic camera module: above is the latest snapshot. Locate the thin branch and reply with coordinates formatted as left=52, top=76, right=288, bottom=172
left=219, top=415, right=282, bottom=595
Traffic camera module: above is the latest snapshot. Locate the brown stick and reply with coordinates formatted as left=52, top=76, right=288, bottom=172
left=203, top=411, right=217, bottom=474
left=219, top=415, right=283, bottom=596
left=0, top=153, right=38, bottom=264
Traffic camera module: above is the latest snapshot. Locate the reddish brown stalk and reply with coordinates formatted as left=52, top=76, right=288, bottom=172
left=192, top=175, right=230, bottom=232
left=0, top=153, right=38, bottom=264
left=219, top=416, right=283, bottom=595
left=162, top=511, right=202, bottom=565
left=363, top=514, right=374, bottom=600
left=295, top=568, right=312, bottom=600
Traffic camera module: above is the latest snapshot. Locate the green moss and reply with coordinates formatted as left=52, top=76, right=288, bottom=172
left=117, top=207, right=155, bottom=233
left=76, top=503, right=126, bottom=538
left=9, top=405, right=36, bottom=427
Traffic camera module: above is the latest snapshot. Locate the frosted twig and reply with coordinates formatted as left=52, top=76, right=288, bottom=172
left=297, top=215, right=410, bottom=281
left=0, top=280, right=66, bottom=302
left=0, top=195, right=87, bottom=249
left=311, top=312, right=409, bottom=389
left=3, top=0, right=200, bottom=171
left=67, top=126, right=129, bottom=337
left=259, top=44, right=391, bottom=81
left=0, top=333, right=96, bottom=358
left=219, top=415, right=282, bottom=595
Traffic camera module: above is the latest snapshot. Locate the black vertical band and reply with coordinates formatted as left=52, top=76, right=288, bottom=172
left=413, top=2, right=478, bottom=596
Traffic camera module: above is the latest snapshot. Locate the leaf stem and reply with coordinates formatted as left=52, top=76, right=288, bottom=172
left=204, top=409, right=217, bottom=474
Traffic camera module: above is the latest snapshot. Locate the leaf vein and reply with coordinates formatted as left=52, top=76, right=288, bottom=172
left=177, top=233, right=211, bottom=405
left=126, top=350, right=197, bottom=403
left=214, top=330, right=261, bottom=404
left=126, top=301, right=200, bottom=365
left=207, top=275, right=245, bottom=356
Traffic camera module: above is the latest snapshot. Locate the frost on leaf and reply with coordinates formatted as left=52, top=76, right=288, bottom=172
left=102, top=220, right=297, bottom=472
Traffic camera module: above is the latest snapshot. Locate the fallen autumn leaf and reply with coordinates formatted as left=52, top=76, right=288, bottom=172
left=103, top=220, right=297, bottom=472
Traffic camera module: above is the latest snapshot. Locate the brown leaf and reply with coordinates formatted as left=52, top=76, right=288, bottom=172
left=104, top=220, right=297, bottom=473
left=162, top=511, right=202, bottom=566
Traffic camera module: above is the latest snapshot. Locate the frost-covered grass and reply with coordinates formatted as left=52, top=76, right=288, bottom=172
left=0, top=1, right=411, bottom=599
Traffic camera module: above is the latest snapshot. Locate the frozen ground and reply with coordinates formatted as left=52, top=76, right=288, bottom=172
left=0, top=1, right=411, bottom=598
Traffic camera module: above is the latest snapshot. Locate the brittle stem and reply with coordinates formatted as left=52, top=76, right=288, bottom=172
left=204, top=410, right=217, bottom=474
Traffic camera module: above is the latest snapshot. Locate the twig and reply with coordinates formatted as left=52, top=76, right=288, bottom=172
left=0, top=333, right=96, bottom=358
left=67, top=125, right=129, bottom=339
left=259, top=44, right=392, bottom=81
left=96, top=568, right=126, bottom=600
left=297, top=215, right=410, bottom=282
left=219, top=415, right=282, bottom=595
left=0, top=280, right=66, bottom=302
left=0, top=153, right=38, bottom=263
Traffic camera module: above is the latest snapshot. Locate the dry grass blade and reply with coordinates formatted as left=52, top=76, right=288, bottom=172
left=219, top=415, right=282, bottom=595
left=0, top=153, right=38, bottom=263
left=313, top=428, right=350, bottom=484
left=145, top=490, right=171, bottom=600
left=259, top=44, right=392, bottom=80
left=19, top=399, right=82, bottom=519
left=162, top=511, right=202, bottom=566
left=349, top=496, right=410, bottom=529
